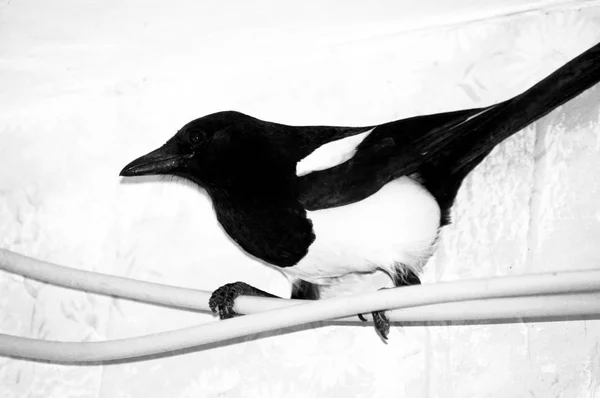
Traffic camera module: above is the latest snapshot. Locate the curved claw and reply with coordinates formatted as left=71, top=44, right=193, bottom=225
left=357, top=311, right=390, bottom=341
left=372, top=311, right=390, bottom=341
left=358, top=286, right=393, bottom=341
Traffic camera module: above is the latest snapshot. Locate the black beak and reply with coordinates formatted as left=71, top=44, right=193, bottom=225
left=120, top=143, right=191, bottom=177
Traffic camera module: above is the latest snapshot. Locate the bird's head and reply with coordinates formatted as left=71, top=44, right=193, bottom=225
left=120, top=111, right=293, bottom=192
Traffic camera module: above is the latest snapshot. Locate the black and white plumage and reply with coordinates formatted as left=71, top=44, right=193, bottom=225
left=120, top=42, right=600, bottom=340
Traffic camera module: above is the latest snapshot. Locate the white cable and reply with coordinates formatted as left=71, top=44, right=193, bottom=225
left=0, top=293, right=598, bottom=364
left=251, top=293, right=600, bottom=322
left=0, top=246, right=596, bottom=320
left=1, top=248, right=600, bottom=363
left=2, top=248, right=596, bottom=322
left=0, top=249, right=211, bottom=311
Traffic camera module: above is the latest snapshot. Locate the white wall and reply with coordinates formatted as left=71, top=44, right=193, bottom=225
left=2, top=1, right=600, bottom=396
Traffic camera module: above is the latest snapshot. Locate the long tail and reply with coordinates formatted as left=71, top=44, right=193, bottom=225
left=423, top=41, right=600, bottom=217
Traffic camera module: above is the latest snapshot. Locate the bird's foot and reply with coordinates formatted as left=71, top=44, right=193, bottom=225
left=358, top=310, right=390, bottom=341
left=209, top=281, right=277, bottom=319
left=358, top=270, right=420, bottom=341
left=358, top=287, right=392, bottom=341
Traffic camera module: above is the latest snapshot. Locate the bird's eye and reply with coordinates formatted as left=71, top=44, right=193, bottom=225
left=189, top=131, right=203, bottom=144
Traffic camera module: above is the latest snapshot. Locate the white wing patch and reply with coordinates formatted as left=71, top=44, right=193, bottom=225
left=296, top=129, right=373, bottom=177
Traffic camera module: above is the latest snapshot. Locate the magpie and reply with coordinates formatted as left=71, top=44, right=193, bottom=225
left=120, top=42, right=600, bottom=340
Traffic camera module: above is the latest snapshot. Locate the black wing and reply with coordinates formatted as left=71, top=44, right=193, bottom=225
left=299, top=41, right=600, bottom=224
left=297, top=107, right=490, bottom=211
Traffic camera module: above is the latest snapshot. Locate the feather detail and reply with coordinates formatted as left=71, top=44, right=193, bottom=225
left=296, top=129, right=373, bottom=176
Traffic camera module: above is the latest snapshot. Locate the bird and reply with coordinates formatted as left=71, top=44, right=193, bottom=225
left=120, top=42, right=600, bottom=341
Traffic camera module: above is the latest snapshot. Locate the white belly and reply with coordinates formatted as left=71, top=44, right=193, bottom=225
left=281, top=176, right=441, bottom=285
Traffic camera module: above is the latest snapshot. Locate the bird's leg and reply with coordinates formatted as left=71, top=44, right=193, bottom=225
left=209, top=281, right=279, bottom=319
left=359, top=268, right=421, bottom=341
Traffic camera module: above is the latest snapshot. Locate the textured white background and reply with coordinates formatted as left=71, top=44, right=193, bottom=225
left=2, top=0, right=600, bottom=397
